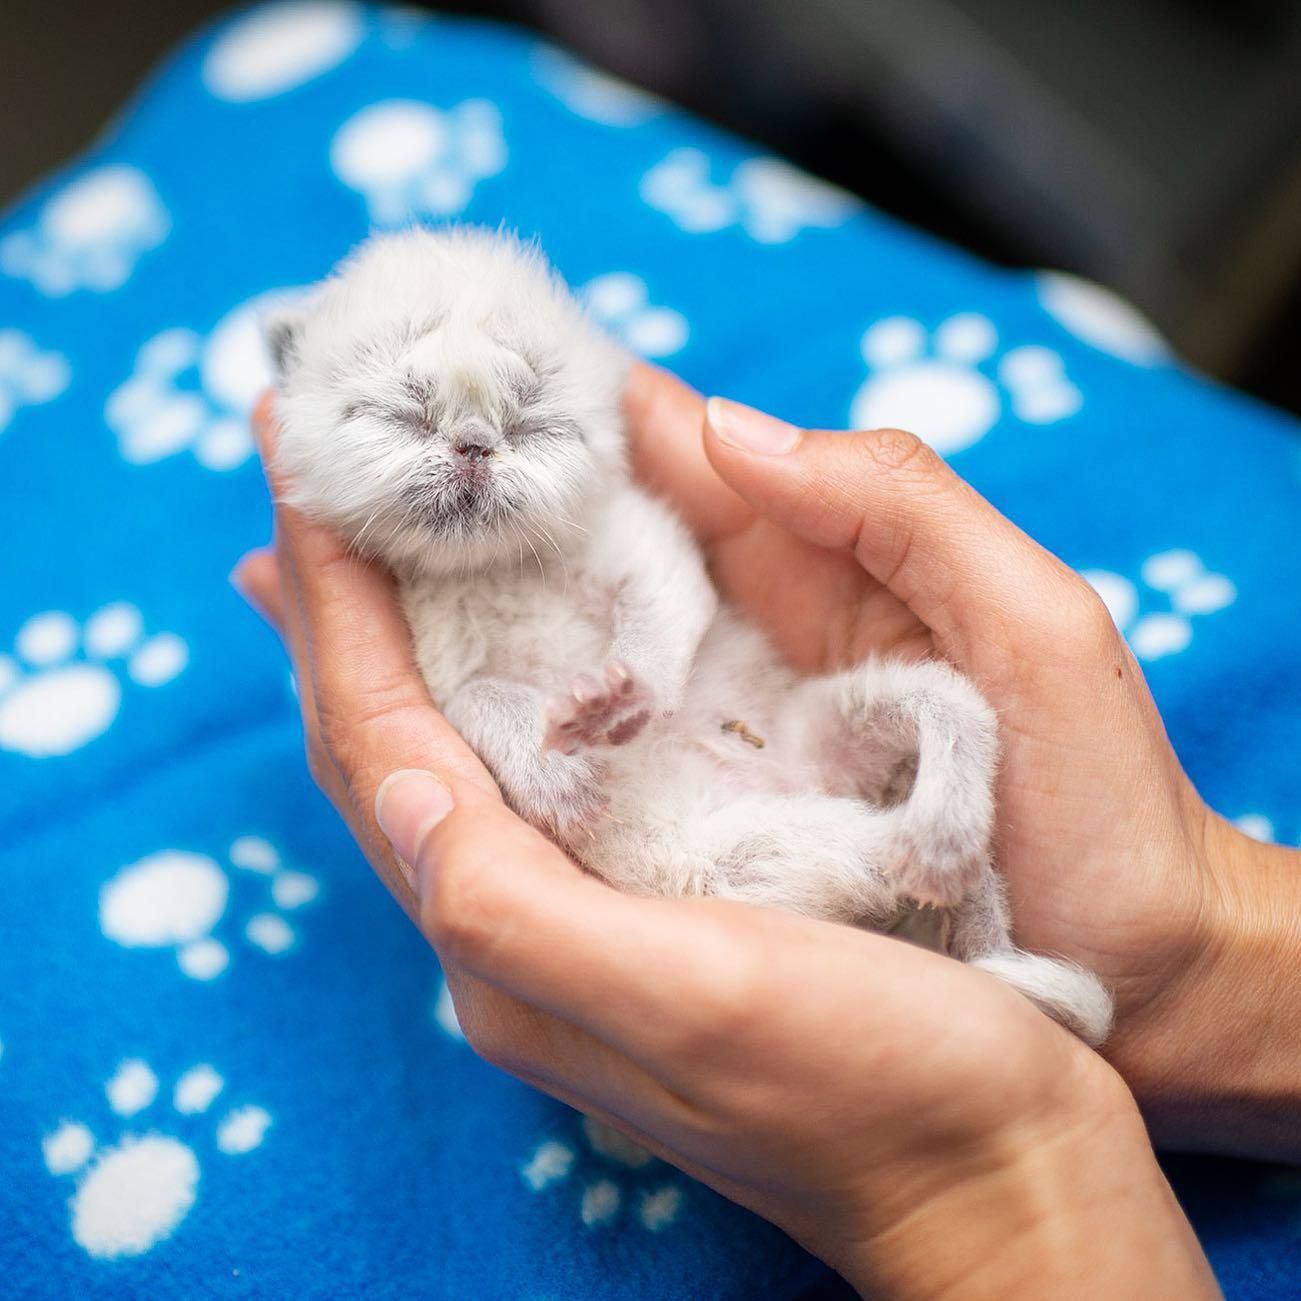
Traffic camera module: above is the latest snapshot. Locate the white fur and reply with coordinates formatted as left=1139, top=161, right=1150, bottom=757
left=271, top=227, right=1112, bottom=1046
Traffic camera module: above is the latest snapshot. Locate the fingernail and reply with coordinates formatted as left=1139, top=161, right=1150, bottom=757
left=374, top=770, right=455, bottom=892
left=707, top=396, right=802, bottom=455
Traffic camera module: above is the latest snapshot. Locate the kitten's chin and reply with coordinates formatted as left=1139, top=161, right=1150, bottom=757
left=371, top=511, right=586, bottom=581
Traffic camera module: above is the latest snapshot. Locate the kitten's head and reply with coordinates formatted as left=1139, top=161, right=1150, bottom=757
left=268, top=227, right=628, bottom=577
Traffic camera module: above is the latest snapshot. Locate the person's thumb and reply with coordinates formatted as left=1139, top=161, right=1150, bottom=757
left=701, top=397, right=1089, bottom=665
left=372, top=767, right=595, bottom=956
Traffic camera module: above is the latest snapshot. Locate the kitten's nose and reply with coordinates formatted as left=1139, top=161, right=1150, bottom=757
left=453, top=440, right=494, bottom=463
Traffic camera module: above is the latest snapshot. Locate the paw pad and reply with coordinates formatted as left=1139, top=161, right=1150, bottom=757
left=851, top=313, right=1081, bottom=455
left=43, top=1060, right=269, bottom=1259
left=533, top=47, right=665, bottom=125
left=581, top=272, right=688, bottom=358
left=0, top=329, right=70, bottom=433
left=100, top=835, right=321, bottom=979
left=544, top=662, right=651, bottom=754
left=641, top=147, right=857, bottom=243
left=107, top=288, right=300, bottom=470
left=0, top=165, right=168, bottom=295
left=523, top=1115, right=683, bottom=1232
left=203, top=1, right=366, bottom=102
left=331, top=98, right=506, bottom=226
left=0, top=604, right=186, bottom=757
left=1083, top=549, right=1235, bottom=661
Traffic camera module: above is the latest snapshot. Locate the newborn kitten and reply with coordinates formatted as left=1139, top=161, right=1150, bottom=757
left=269, top=227, right=1112, bottom=1045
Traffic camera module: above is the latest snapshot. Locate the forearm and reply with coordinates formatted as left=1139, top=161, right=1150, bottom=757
left=1133, top=815, right=1301, bottom=1159
left=843, top=1081, right=1219, bottom=1300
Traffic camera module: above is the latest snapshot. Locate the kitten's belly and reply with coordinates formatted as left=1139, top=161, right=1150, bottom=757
left=606, top=613, right=811, bottom=810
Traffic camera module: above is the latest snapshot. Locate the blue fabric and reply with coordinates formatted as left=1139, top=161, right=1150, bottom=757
left=1, top=3, right=1298, bottom=1296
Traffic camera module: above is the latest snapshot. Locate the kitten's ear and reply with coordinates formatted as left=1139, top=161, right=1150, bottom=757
left=265, top=307, right=307, bottom=380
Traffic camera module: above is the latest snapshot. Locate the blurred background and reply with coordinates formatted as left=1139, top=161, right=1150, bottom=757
left=4, top=0, right=1299, bottom=413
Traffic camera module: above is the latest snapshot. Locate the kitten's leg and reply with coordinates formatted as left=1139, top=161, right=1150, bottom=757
left=784, top=659, right=998, bottom=909
left=588, top=488, right=719, bottom=716
left=538, top=492, right=716, bottom=759
left=648, top=793, right=903, bottom=925
left=443, top=677, right=607, bottom=842
left=949, top=870, right=1114, bottom=1046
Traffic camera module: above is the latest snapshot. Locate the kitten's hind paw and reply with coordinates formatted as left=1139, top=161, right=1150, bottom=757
left=886, top=837, right=986, bottom=910
left=543, top=661, right=653, bottom=755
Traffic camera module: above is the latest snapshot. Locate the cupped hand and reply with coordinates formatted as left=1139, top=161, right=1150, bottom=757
left=236, top=393, right=1213, bottom=1298
left=621, top=366, right=1282, bottom=1148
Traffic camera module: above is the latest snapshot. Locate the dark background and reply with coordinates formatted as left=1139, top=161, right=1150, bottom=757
left=4, top=0, right=1299, bottom=413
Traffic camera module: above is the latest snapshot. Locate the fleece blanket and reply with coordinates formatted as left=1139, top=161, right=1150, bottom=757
left=0, top=3, right=1298, bottom=1296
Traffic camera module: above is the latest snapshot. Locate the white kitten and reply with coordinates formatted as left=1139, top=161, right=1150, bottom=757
left=269, top=226, right=1112, bottom=1045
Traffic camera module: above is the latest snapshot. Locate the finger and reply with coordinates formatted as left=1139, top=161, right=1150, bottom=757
left=624, top=362, right=753, bottom=543
left=248, top=402, right=715, bottom=1145
left=438, top=969, right=706, bottom=1153
left=375, top=772, right=668, bottom=1041
left=227, top=534, right=327, bottom=781
left=378, top=768, right=884, bottom=1093
left=250, top=405, right=712, bottom=1144
left=254, top=397, right=496, bottom=925
left=231, top=547, right=287, bottom=631
left=253, top=393, right=498, bottom=800
left=447, top=962, right=772, bottom=1212
left=702, top=398, right=1103, bottom=670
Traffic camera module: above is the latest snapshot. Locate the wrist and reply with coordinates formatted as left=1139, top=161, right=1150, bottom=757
left=840, top=1063, right=1217, bottom=1300
left=1122, top=812, right=1301, bottom=1158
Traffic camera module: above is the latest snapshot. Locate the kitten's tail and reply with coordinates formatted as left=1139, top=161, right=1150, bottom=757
left=971, top=951, right=1115, bottom=1046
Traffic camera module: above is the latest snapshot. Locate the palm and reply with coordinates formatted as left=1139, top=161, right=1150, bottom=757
left=707, top=521, right=934, bottom=668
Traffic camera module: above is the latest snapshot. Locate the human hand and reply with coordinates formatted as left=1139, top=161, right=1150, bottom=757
left=234, top=393, right=1214, bottom=1296
left=623, top=364, right=1301, bottom=1158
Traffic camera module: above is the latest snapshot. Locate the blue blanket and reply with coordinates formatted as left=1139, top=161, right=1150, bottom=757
left=1, top=3, right=1298, bottom=1296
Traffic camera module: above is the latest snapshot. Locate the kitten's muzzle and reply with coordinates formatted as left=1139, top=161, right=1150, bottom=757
left=454, top=440, right=494, bottom=464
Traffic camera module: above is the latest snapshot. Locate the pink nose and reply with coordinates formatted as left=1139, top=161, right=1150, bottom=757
left=454, top=442, right=493, bottom=463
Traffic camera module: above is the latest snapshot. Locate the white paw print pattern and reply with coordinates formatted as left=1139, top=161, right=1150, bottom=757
left=1234, top=813, right=1299, bottom=849
left=640, top=148, right=857, bottom=244
left=0, top=606, right=186, bottom=759
left=432, top=977, right=465, bottom=1041
left=106, top=289, right=296, bottom=470
left=1036, top=272, right=1169, bottom=366
left=523, top=1115, right=684, bottom=1232
left=532, top=47, right=665, bottom=126
left=331, top=99, right=506, bottom=226
left=43, top=1059, right=269, bottom=1259
left=0, top=165, right=168, bottom=296
left=1083, top=550, right=1236, bottom=661
left=850, top=313, right=1082, bottom=455
left=203, top=0, right=365, bottom=101
left=1234, top=814, right=1288, bottom=845
left=580, top=273, right=688, bottom=358
left=100, top=836, right=321, bottom=980
left=0, top=329, right=70, bottom=433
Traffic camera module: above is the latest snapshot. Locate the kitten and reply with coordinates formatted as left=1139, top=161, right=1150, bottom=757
left=268, top=226, right=1112, bottom=1045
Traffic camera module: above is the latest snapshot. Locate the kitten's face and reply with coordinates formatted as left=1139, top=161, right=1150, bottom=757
left=270, top=231, right=627, bottom=577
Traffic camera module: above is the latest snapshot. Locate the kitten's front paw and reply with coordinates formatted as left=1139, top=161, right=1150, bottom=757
left=543, top=661, right=653, bottom=755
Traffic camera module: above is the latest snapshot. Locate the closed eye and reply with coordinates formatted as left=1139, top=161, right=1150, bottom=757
left=341, top=400, right=433, bottom=435
left=506, top=416, right=584, bottom=444
left=340, top=399, right=384, bottom=423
